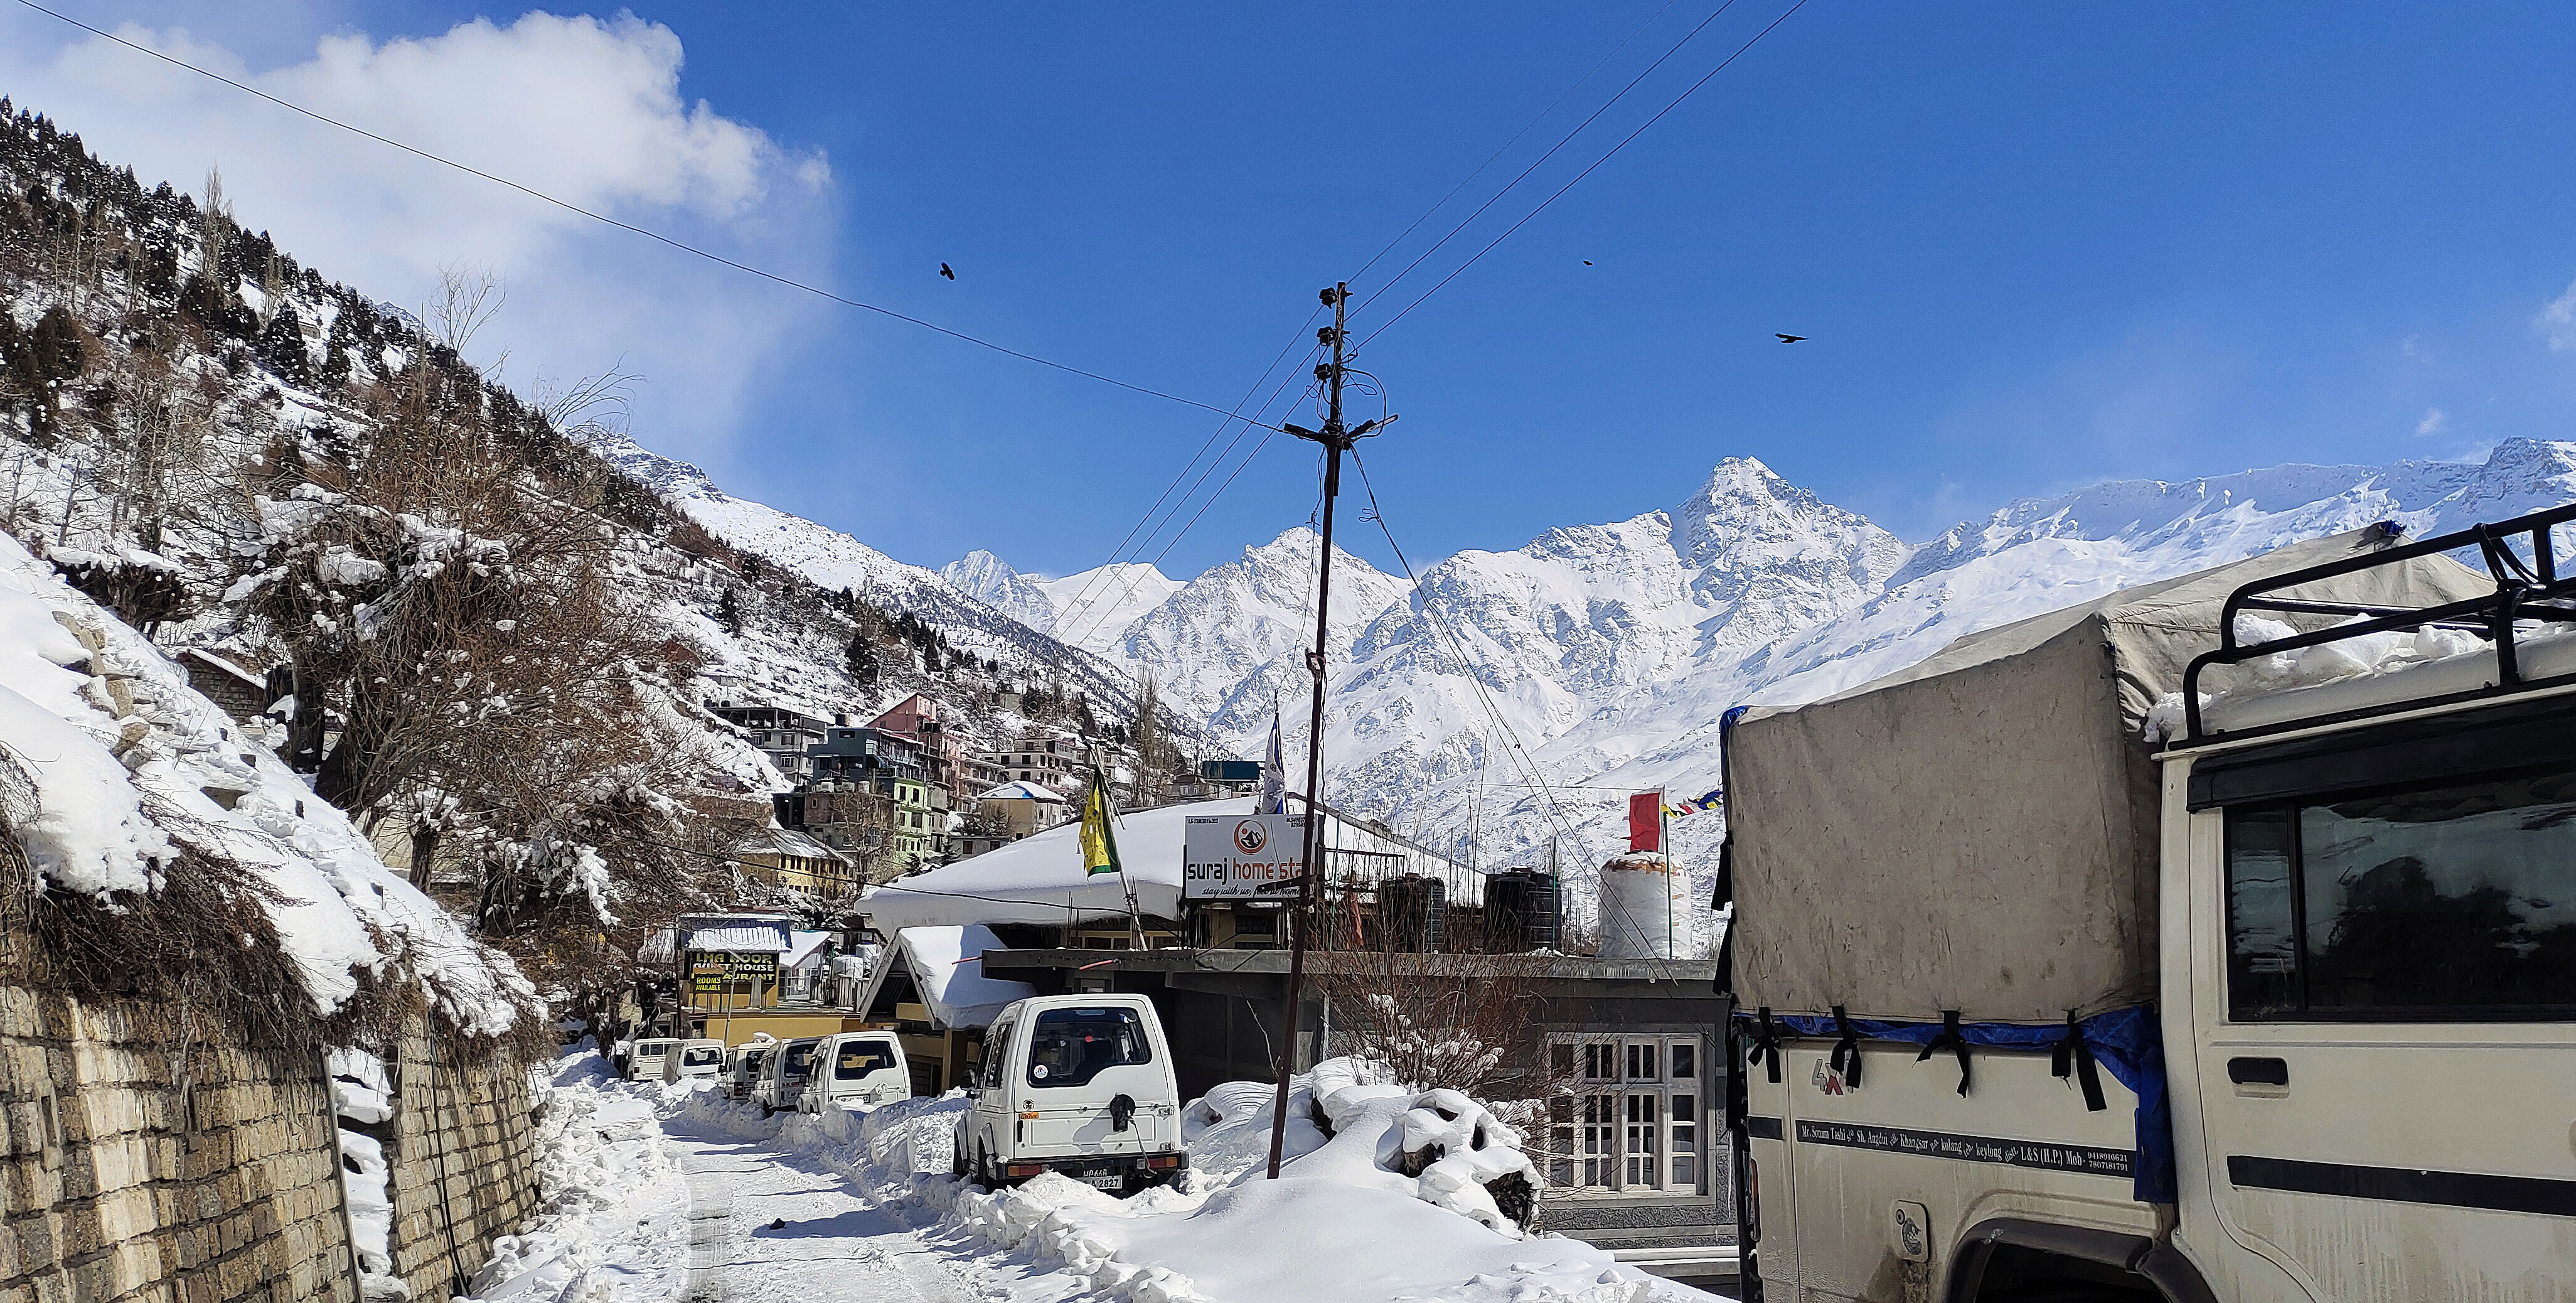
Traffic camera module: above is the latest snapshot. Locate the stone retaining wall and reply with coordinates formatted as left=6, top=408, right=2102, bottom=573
left=0, top=987, right=538, bottom=1303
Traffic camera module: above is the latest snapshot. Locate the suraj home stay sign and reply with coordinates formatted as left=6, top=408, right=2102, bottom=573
left=1182, top=813, right=1307, bottom=900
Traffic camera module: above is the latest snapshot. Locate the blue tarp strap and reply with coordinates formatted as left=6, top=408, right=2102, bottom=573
left=2051, top=1009, right=2106, bottom=1112
left=1730, top=1004, right=2178, bottom=1205
left=1828, top=1005, right=1863, bottom=1089
left=1915, top=1009, right=1970, bottom=1096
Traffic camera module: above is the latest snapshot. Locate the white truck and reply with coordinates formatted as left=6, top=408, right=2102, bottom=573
left=954, top=994, right=1187, bottom=1196
left=1718, top=515, right=2576, bottom=1302
left=801, top=1032, right=911, bottom=1112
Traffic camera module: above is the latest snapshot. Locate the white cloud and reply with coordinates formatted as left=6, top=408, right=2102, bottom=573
left=2544, top=277, right=2576, bottom=352
left=0, top=10, right=833, bottom=460
left=2414, top=407, right=2446, bottom=436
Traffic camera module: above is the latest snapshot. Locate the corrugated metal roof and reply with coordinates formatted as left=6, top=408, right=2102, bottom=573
left=683, top=921, right=791, bottom=954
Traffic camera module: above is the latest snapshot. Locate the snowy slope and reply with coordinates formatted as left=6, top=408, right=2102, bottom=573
left=1036, top=562, right=1184, bottom=655
left=586, top=434, right=1137, bottom=710
left=1123, top=528, right=1413, bottom=746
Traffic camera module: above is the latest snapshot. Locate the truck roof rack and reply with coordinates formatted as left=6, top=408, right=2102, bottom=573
left=2182, top=501, right=2576, bottom=743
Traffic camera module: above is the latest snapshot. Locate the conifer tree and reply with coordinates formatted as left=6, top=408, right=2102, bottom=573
left=846, top=634, right=880, bottom=692
left=718, top=585, right=745, bottom=636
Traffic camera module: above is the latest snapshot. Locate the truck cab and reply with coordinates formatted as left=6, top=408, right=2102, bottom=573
left=1724, top=510, right=2576, bottom=1302
left=954, top=994, right=1187, bottom=1196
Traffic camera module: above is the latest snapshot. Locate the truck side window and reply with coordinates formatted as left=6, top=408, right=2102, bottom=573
left=2223, top=768, right=2576, bottom=1019
left=1026, top=1007, right=1151, bottom=1088
left=981, top=1022, right=1012, bottom=1090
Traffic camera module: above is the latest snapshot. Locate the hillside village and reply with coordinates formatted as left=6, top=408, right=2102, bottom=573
left=6, top=16, right=2576, bottom=1303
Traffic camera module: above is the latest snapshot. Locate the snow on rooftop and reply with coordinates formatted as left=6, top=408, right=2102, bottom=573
left=0, top=531, right=532, bottom=1034
left=681, top=919, right=793, bottom=955
left=867, top=924, right=1035, bottom=1029
left=863, top=798, right=1256, bottom=930
left=783, top=929, right=833, bottom=968
left=864, top=796, right=1474, bottom=931
left=975, top=780, right=1066, bottom=803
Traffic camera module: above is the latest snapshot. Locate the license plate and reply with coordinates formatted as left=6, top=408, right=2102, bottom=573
left=1076, top=1171, right=1125, bottom=1191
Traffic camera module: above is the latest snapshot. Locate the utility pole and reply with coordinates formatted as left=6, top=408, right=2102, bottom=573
left=1264, top=282, right=1391, bottom=1179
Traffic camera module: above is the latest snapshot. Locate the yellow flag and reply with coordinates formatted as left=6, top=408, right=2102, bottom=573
left=1079, top=770, right=1122, bottom=876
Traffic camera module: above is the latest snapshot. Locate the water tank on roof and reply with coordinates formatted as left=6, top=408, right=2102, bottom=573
left=1598, top=854, right=1697, bottom=959
left=1483, top=869, right=1562, bottom=952
left=1378, top=875, right=1448, bottom=953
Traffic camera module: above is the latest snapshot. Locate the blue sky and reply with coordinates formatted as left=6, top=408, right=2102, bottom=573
left=11, top=3, right=2576, bottom=581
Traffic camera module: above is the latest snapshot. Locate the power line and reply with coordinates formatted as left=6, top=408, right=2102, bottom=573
left=1344, top=0, right=1681, bottom=290
left=12, top=0, right=1279, bottom=430
left=1357, top=0, right=1813, bottom=351
left=1354, top=0, right=1743, bottom=313
left=1047, top=326, right=1325, bottom=646
left=1044, top=5, right=1696, bottom=658
left=1349, top=449, right=1695, bottom=972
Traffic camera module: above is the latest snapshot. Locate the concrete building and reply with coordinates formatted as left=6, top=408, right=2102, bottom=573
left=710, top=702, right=831, bottom=785
left=976, top=729, right=1082, bottom=793
left=809, top=725, right=936, bottom=871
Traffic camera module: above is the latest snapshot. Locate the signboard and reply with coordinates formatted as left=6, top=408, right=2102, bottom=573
left=688, top=950, right=779, bottom=979
left=1183, top=813, right=1308, bottom=900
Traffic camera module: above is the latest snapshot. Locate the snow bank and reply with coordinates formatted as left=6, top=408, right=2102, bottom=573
left=0, top=532, right=534, bottom=1034
left=658, top=1057, right=1711, bottom=1303
left=456, top=1052, right=685, bottom=1302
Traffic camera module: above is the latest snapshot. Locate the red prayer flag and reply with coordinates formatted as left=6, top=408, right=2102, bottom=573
left=1628, top=791, right=1663, bottom=853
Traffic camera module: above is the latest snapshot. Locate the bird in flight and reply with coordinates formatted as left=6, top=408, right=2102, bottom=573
left=1583, top=260, right=1594, bottom=265
left=939, top=263, right=956, bottom=281
left=1776, top=333, right=1806, bottom=343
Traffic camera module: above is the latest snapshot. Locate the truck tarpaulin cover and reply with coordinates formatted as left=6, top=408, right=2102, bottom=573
left=1726, top=525, right=2489, bottom=1024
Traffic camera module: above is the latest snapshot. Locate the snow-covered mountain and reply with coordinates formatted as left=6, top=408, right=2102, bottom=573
left=587, top=434, right=1137, bottom=711
left=919, top=443, right=2576, bottom=899
left=935, top=552, right=1187, bottom=658
left=1368, top=439, right=2576, bottom=894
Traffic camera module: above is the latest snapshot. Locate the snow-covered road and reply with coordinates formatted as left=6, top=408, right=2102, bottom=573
left=660, top=1117, right=997, bottom=1303
left=462, top=1053, right=1727, bottom=1303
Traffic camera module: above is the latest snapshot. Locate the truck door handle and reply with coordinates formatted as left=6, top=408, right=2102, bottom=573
left=2227, top=1057, right=2289, bottom=1088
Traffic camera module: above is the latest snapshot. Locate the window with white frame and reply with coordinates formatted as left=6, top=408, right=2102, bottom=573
left=1544, top=1032, right=1704, bottom=1195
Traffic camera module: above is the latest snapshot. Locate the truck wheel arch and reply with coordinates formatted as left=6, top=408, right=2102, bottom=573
left=1944, top=1218, right=2217, bottom=1303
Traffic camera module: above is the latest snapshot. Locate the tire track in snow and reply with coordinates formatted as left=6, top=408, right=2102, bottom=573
left=680, top=1152, right=734, bottom=1302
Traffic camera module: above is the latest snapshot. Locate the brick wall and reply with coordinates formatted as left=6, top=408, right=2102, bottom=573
left=375, top=1030, right=540, bottom=1301
left=0, top=987, right=540, bottom=1303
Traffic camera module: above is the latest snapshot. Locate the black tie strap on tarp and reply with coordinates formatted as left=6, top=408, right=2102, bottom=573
left=1746, top=1007, right=1783, bottom=1083
left=1828, top=1005, right=1863, bottom=1090
left=2051, top=1010, right=2106, bottom=1112
left=1915, top=1009, right=1970, bottom=1096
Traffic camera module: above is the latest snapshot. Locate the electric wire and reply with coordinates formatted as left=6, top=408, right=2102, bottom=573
left=1045, top=3, right=1689, bottom=655
left=11, top=0, right=1280, bottom=430
left=1342, top=0, right=1680, bottom=289
left=1349, top=449, right=1695, bottom=972
left=1356, top=0, right=1811, bottom=352
left=1353, top=0, right=1741, bottom=313
left=1047, top=326, right=1325, bottom=646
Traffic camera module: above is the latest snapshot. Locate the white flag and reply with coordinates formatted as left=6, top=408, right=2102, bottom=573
left=1259, top=705, right=1286, bottom=814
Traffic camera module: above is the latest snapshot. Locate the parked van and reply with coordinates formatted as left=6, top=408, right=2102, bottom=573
left=801, top=1032, right=911, bottom=1113
left=727, top=1038, right=776, bottom=1101
left=662, top=1038, right=725, bottom=1084
left=955, top=995, right=1185, bottom=1196
left=626, top=1037, right=678, bottom=1081
left=754, top=1035, right=826, bottom=1116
